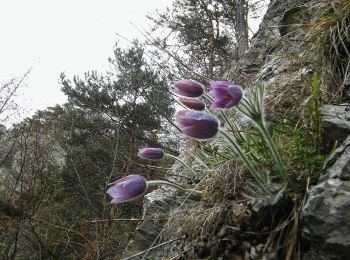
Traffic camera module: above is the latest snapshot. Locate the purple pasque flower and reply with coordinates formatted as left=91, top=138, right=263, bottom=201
left=107, top=174, right=148, bottom=204
left=172, top=80, right=204, bottom=98
left=209, top=80, right=242, bottom=109
left=138, top=147, right=164, bottom=161
left=178, top=97, right=205, bottom=111
left=175, top=110, right=219, bottom=141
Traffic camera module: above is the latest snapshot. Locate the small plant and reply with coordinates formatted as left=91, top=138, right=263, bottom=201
left=275, top=113, right=327, bottom=185
left=307, top=71, right=322, bottom=146
left=107, top=80, right=289, bottom=207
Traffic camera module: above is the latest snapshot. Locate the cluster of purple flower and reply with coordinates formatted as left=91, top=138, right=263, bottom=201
left=173, top=80, right=242, bottom=141
left=107, top=79, right=243, bottom=204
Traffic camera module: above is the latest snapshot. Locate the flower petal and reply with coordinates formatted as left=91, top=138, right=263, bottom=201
left=172, top=80, right=204, bottom=97
left=106, top=174, right=148, bottom=204
left=178, top=97, right=205, bottom=110
left=175, top=110, right=218, bottom=141
left=138, top=148, right=164, bottom=160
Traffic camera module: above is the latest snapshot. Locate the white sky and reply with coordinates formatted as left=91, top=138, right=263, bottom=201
left=0, top=0, right=173, bottom=124
left=0, top=0, right=267, bottom=125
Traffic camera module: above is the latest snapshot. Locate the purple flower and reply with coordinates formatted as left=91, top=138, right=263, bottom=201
left=175, top=110, right=219, bottom=141
left=209, top=81, right=242, bottom=109
left=178, top=97, right=205, bottom=111
left=107, top=174, right=148, bottom=204
left=138, top=148, right=164, bottom=161
left=172, top=80, right=204, bottom=97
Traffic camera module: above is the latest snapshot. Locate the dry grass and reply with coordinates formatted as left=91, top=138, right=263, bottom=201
left=161, top=156, right=249, bottom=240
left=304, top=0, right=350, bottom=102
left=198, top=159, right=247, bottom=199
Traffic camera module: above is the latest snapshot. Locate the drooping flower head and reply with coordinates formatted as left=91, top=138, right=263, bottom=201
left=209, top=80, right=242, bottom=109
left=138, top=148, right=164, bottom=161
left=175, top=110, right=219, bottom=141
left=172, top=80, right=204, bottom=97
left=178, top=97, right=206, bottom=111
left=107, top=174, right=148, bottom=204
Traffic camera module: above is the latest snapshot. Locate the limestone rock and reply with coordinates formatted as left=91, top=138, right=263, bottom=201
left=227, top=0, right=315, bottom=117
left=302, top=135, right=350, bottom=259
left=121, top=187, right=178, bottom=259
left=343, top=74, right=350, bottom=102
left=321, top=104, right=350, bottom=144
left=230, top=0, right=310, bottom=79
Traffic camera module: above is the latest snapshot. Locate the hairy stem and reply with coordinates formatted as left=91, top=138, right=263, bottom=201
left=147, top=180, right=202, bottom=198
left=165, top=153, right=198, bottom=176
left=255, top=121, right=288, bottom=183
left=219, top=128, right=272, bottom=195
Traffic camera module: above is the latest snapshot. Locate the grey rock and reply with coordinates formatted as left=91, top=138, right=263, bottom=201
left=279, top=5, right=311, bottom=36
left=343, top=74, right=350, bottom=102
left=322, top=104, right=350, bottom=144
left=121, top=188, right=178, bottom=259
left=0, top=132, right=66, bottom=193
left=228, top=0, right=311, bottom=79
left=227, top=0, right=316, bottom=118
left=302, top=135, right=350, bottom=259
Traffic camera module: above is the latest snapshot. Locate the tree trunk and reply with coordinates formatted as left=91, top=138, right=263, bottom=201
left=235, top=0, right=249, bottom=56
left=126, top=127, right=136, bottom=173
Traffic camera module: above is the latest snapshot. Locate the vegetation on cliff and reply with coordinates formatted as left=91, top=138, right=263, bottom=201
left=1, top=0, right=349, bottom=259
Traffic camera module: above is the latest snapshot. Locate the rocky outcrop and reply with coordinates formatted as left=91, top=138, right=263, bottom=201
left=321, top=104, right=350, bottom=144
left=0, top=133, right=66, bottom=193
left=123, top=0, right=350, bottom=259
left=301, top=103, right=350, bottom=259
left=232, top=0, right=311, bottom=78
left=121, top=186, right=200, bottom=259
left=302, top=135, right=350, bottom=259
left=227, top=0, right=316, bottom=117
left=121, top=188, right=178, bottom=259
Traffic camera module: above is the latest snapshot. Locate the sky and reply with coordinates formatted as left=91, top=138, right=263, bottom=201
left=0, top=0, right=267, bottom=126
left=0, top=0, right=173, bottom=124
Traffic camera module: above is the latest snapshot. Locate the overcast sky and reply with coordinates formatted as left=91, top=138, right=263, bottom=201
left=0, top=0, right=267, bottom=125
left=0, top=0, right=173, bottom=124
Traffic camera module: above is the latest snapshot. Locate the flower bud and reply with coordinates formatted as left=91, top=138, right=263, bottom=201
left=107, top=174, right=148, bottom=204
left=178, top=97, right=205, bottom=111
left=172, top=80, right=204, bottom=97
left=175, top=110, right=219, bottom=141
left=137, top=148, right=164, bottom=161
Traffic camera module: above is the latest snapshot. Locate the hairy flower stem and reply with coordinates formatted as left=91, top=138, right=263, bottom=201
left=165, top=153, right=198, bottom=176
left=254, top=121, right=288, bottom=183
left=147, top=180, right=202, bottom=198
left=219, top=128, right=272, bottom=195
left=220, top=110, right=238, bottom=134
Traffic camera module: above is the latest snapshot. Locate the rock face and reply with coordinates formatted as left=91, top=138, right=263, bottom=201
left=0, top=132, right=66, bottom=193
left=301, top=104, right=350, bottom=259
left=302, top=135, right=350, bottom=259
left=321, top=104, right=350, bottom=144
left=121, top=188, right=177, bottom=259
left=233, top=0, right=311, bottom=78
left=228, top=0, right=315, bottom=117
